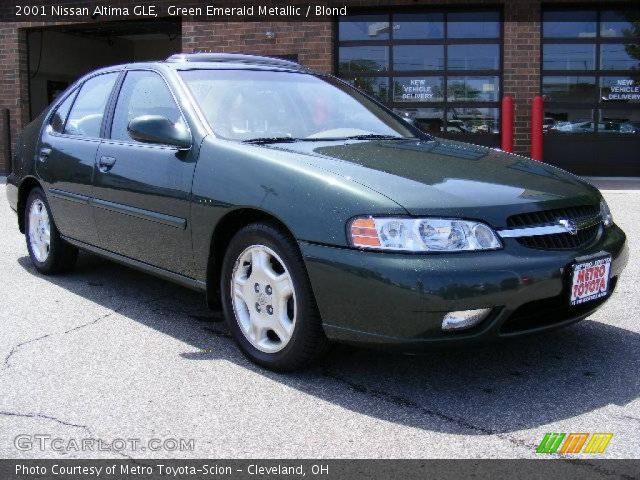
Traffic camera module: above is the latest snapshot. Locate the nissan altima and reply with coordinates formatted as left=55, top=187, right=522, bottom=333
left=6, top=53, right=628, bottom=371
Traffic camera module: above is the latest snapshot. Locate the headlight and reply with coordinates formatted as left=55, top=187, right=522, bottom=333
left=349, top=217, right=502, bottom=252
left=600, top=199, right=613, bottom=227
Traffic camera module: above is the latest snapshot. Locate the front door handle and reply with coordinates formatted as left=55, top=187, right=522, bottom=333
left=38, top=147, right=52, bottom=162
left=98, top=156, right=117, bottom=172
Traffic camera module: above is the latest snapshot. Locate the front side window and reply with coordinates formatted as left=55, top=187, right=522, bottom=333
left=337, top=9, right=502, bottom=136
left=48, top=89, right=77, bottom=134
left=179, top=70, right=415, bottom=141
left=64, top=73, right=118, bottom=138
left=110, top=70, right=186, bottom=143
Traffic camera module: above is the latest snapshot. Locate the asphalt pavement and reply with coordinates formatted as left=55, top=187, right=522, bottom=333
left=0, top=181, right=638, bottom=459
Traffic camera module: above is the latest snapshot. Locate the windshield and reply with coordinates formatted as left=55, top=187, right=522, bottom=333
left=178, top=69, right=416, bottom=142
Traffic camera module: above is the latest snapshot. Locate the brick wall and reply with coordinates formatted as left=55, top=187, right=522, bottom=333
left=0, top=0, right=616, bottom=173
left=503, top=1, right=541, bottom=154
left=182, top=22, right=333, bottom=73
left=0, top=25, right=22, bottom=174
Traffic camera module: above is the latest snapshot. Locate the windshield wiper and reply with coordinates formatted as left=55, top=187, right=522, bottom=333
left=342, top=134, right=414, bottom=140
left=243, top=134, right=416, bottom=144
left=242, top=136, right=300, bottom=145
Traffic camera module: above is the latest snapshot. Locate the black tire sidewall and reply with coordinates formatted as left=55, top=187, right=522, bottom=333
left=221, top=223, right=323, bottom=370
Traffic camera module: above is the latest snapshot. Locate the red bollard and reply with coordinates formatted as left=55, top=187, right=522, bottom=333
left=501, top=96, right=514, bottom=153
left=531, top=96, right=544, bottom=161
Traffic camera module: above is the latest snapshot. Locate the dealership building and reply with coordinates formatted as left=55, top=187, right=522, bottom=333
left=0, top=0, right=638, bottom=176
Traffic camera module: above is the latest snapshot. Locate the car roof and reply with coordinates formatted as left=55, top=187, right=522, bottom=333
left=166, top=53, right=304, bottom=69
left=71, top=53, right=313, bottom=91
left=110, top=53, right=309, bottom=73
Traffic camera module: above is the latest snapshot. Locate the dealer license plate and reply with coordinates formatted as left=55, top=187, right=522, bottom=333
left=570, top=255, right=612, bottom=306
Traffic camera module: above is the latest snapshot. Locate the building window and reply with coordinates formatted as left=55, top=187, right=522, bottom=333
left=337, top=9, right=502, bottom=136
left=542, top=8, right=640, bottom=135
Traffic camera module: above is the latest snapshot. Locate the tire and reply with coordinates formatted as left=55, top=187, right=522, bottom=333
left=221, top=222, right=329, bottom=371
left=24, top=187, right=78, bottom=275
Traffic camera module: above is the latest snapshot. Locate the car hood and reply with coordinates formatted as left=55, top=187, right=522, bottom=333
left=264, top=138, right=600, bottom=226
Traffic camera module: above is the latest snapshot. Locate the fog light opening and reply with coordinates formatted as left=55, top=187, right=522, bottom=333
left=442, top=308, right=492, bottom=331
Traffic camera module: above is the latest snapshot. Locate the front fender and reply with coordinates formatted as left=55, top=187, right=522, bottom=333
left=189, top=138, right=406, bottom=281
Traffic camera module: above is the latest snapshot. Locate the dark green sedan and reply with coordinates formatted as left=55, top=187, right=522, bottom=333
left=6, top=53, right=628, bottom=371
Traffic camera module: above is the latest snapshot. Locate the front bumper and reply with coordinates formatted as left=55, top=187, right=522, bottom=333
left=300, top=224, right=628, bottom=350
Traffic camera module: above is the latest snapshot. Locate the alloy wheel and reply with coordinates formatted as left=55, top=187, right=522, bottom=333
left=230, top=244, right=297, bottom=353
left=28, top=199, right=51, bottom=263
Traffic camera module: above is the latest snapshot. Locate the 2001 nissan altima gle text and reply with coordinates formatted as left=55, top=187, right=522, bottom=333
left=6, top=53, right=628, bottom=371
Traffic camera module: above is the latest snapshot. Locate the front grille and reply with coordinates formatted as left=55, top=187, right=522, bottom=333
left=506, top=205, right=601, bottom=250
left=500, top=277, right=617, bottom=334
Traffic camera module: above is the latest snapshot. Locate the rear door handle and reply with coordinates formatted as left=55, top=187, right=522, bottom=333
left=98, top=156, right=117, bottom=172
left=38, top=147, right=52, bottom=162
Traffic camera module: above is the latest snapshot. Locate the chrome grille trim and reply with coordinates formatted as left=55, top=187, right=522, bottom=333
left=498, top=223, right=571, bottom=238
left=497, top=215, right=602, bottom=239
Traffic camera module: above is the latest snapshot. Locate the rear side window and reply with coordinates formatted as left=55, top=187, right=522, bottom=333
left=49, top=90, right=77, bottom=133
left=64, top=73, right=118, bottom=138
left=110, top=70, right=186, bottom=143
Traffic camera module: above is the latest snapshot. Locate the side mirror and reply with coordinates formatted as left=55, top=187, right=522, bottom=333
left=127, top=115, right=191, bottom=150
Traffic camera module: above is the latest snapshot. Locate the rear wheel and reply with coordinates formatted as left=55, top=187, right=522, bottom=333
left=221, top=222, right=328, bottom=371
left=24, top=187, right=78, bottom=274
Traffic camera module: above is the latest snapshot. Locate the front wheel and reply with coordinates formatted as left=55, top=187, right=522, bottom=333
left=221, top=222, right=328, bottom=371
left=24, top=187, right=78, bottom=274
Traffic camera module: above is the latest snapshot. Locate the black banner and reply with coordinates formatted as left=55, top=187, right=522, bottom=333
left=1, top=460, right=640, bottom=480
left=3, top=1, right=351, bottom=22
left=0, top=0, right=550, bottom=22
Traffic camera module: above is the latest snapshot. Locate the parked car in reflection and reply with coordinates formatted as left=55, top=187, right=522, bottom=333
left=552, top=121, right=596, bottom=133
left=617, top=122, right=640, bottom=134
left=543, top=117, right=557, bottom=132
left=550, top=120, right=640, bottom=134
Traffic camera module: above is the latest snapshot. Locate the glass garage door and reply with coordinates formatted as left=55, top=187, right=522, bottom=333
left=337, top=10, right=502, bottom=148
left=542, top=8, right=640, bottom=176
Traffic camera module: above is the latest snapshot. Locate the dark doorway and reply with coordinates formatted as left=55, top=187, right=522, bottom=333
left=25, top=18, right=182, bottom=121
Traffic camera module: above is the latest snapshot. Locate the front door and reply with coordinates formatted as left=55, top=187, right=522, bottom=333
left=37, top=72, right=119, bottom=245
left=92, top=70, right=197, bottom=276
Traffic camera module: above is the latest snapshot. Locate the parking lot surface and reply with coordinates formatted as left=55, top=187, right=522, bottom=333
left=1, top=183, right=639, bottom=459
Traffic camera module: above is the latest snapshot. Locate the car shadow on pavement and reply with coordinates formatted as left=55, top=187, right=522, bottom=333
left=18, top=252, right=640, bottom=436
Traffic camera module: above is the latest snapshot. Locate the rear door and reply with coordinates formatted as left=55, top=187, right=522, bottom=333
left=37, top=72, right=119, bottom=245
left=91, top=69, right=197, bottom=276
